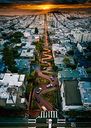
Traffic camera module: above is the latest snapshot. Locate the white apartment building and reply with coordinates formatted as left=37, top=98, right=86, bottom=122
left=0, top=73, right=26, bottom=108
left=71, top=28, right=91, bottom=43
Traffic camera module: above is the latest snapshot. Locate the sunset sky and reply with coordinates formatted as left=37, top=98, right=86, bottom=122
left=0, top=0, right=91, bottom=15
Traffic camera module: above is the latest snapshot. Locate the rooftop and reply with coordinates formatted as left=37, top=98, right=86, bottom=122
left=58, top=67, right=87, bottom=80
left=52, top=44, right=66, bottom=54
left=15, top=59, right=30, bottom=73
left=78, top=59, right=91, bottom=68
left=0, top=73, right=25, bottom=105
left=58, top=68, right=79, bottom=80
left=20, top=48, right=34, bottom=58
left=54, top=57, right=64, bottom=65
left=22, top=42, right=35, bottom=49
left=0, top=73, right=25, bottom=87
left=64, top=80, right=82, bottom=106
left=78, top=81, right=91, bottom=107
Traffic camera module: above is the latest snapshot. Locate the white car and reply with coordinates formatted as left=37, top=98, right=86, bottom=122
left=41, top=106, right=47, bottom=111
left=50, top=76, right=54, bottom=81
left=46, top=84, right=53, bottom=88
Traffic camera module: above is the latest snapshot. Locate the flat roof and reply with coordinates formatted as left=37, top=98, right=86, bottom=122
left=54, top=57, right=64, bottom=65
left=0, top=73, right=25, bottom=87
left=64, top=80, right=82, bottom=106
left=78, top=81, right=91, bottom=105
left=58, top=67, right=87, bottom=80
left=20, top=49, right=34, bottom=57
left=52, top=44, right=67, bottom=55
left=15, top=59, right=30, bottom=69
left=0, top=73, right=25, bottom=105
left=59, top=68, right=79, bottom=80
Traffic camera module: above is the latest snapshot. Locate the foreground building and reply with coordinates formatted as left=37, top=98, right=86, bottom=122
left=61, top=80, right=91, bottom=117
left=0, top=73, right=26, bottom=115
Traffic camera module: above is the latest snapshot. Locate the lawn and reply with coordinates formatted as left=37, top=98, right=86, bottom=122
left=31, top=100, right=39, bottom=110
left=38, top=77, right=50, bottom=85
left=42, top=89, right=58, bottom=108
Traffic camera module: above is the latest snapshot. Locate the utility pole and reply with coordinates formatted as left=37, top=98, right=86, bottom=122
left=48, top=119, right=52, bottom=128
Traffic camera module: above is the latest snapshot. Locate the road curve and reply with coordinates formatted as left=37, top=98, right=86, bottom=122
left=41, top=47, right=52, bottom=71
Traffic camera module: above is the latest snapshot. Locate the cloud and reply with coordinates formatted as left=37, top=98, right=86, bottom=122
left=0, top=0, right=88, bottom=3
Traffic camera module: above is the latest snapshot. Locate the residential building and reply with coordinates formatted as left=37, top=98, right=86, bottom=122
left=71, top=28, right=91, bottom=43
left=0, top=73, right=26, bottom=110
left=52, top=43, right=67, bottom=69
left=15, top=59, right=31, bottom=74
left=61, top=80, right=83, bottom=111
left=20, top=38, right=36, bottom=61
left=78, top=81, right=91, bottom=109
left=20, top=48, right=35, bottom=61
left=61, top=80, right=91, bottom=113
left=58, top=67, right=88, bottom=81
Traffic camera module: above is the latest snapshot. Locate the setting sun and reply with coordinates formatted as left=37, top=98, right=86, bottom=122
left=15, top=3, right=91, bottom=11
left=40, top=4, right=54, bottom=10
left=15, top=4, right=57, bottom=11
left=0, top=3, right=91, bottom=15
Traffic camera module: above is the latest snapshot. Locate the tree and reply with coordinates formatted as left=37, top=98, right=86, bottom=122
left=67, top=50, right=74, bottom=55
left=63, top=57, right=70, bottom=64
left=3, top=45, right=17, bottom=72
left=10, top=32, right=24, bottom=44
left=25, top=71, right=38, bottom=110
left=13, top=47, right=20, bottom=58
left=12, top=32, right=24, bottom=38
left=35, top=40, right=43, bottom=55
left=34, top=27, right=38, bottom=34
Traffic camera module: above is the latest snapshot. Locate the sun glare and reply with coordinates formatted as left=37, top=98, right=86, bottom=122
left=15, top=4, right=56, bottom=11
left=15, top=3, right=91, bottom=11
left=41, top=5, right=53, bottom=10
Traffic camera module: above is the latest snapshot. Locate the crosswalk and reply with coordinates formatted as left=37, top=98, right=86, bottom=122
left=28, top=119, right=36, bottom=124
left=40, top=111, right=58, bottom=118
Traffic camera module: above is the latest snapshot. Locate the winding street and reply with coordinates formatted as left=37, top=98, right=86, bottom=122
left=33, top=14, right=58, bottom=111
left=33, top=69, right=58, bottom=111
left=41, top=48, right=52, bottom=72
left=29, top=14, right=58, bottom=117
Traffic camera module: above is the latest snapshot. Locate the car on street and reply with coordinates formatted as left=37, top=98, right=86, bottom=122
left=50, top=76, right=54, bottom=81
left=46, top=84, right=53, bottom=88
left=43, top=67, right=47, bottom=70
left=41, top=106, right=47, bottom=111
left=35, top=87, right=42, bottom=94
left=44, top=61, right=47, bottom=64
left=35, top=98, right=40, bottom=103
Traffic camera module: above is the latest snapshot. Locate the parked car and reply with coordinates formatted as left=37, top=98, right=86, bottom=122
left=35, top=87, right=42, bottom=94
left=35, top=98, right=40, bottom=103
left=50, top=76, right=54, bottom=81
left=46, top=84, right=53, bottom=88
left=41, top=106, right=47, bottom=111
left=43, top=67, right=47, bottom=70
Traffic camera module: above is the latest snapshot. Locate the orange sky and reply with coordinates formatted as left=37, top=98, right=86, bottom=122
left=15, top=3, right=91, bottom=10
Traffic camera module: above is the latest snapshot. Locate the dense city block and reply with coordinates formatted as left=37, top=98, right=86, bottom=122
left=0, top=9, right=91, bottom=127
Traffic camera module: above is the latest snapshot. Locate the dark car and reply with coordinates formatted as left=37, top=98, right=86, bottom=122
left=35, top=98, right=40, bottom=103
